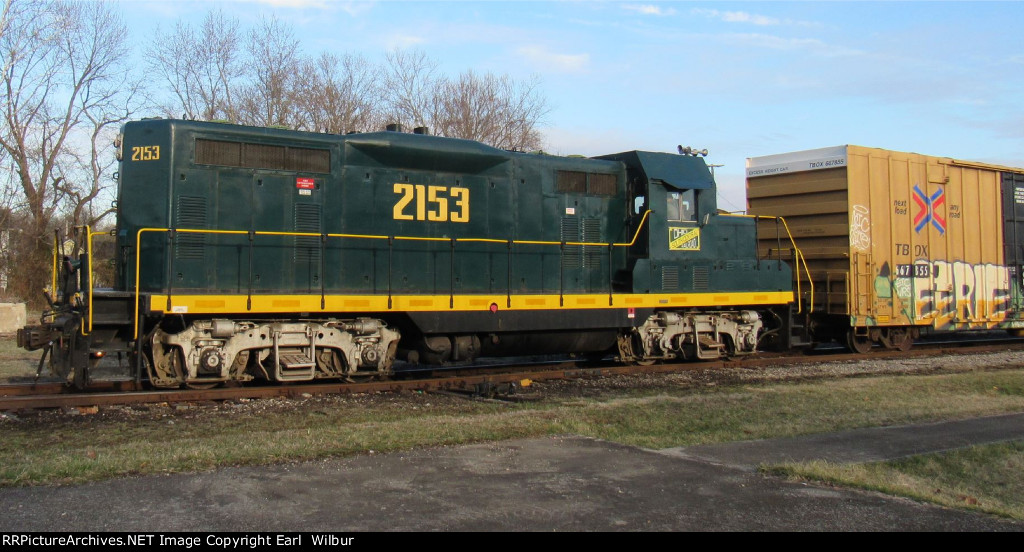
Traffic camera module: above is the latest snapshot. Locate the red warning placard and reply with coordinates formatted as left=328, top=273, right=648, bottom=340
left=296, top=178, right=315, bottom=190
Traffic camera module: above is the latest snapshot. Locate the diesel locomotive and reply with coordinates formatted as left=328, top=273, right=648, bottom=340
left=18, top=118, right=804, bottom=388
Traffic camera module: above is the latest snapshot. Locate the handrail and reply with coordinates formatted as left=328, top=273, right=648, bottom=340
left=777, top=216, right=814, bottom=314
left=51, top=233, right=58, bottom=298
left=83, top=225, right=92, bottom=335
left=689, top=213, right=812, bottom=311
left=74, top=225, right=111, bottom=335
left=132, top=211, right=653, bottom=338
left=753, top=215, right=813, bottom=314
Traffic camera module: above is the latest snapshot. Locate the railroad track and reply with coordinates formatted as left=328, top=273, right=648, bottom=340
left=3, top=337, right=1024, bottom=411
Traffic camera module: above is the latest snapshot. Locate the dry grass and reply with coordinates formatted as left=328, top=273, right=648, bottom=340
left=0, top=336, right=40, bottom=381
left=767, top=441, right=1024, bottom=520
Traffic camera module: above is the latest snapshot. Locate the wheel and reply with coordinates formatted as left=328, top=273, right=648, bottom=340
left=629, top=332, right=656, bottom=365
left=185, top=381, right=220, bottom=390
left=887, top=328, right=913, bottom=352
left=148, top=343, right=188, bottom=388
left=846, top=329, right=873, bottom=354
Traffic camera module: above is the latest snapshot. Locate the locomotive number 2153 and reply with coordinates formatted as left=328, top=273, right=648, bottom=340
left=393, top=184, right=470, bottom=223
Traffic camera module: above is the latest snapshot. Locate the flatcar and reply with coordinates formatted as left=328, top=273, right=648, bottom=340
left=18, top=119, right=802, bottom=388
left=746, top=145, right=1024, bottom=351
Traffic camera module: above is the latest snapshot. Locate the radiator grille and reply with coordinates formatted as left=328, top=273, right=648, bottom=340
left=245, top=143, right=286, bottom=170
left=556, top=171, right=587, bottom=193
left=196, top=139, right=330, bottom=174
left=588, top=173, right=617, bottom=196
left=556, top=170, right=618, bottom=196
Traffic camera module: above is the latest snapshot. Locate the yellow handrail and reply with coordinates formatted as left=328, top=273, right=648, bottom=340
left=778, top=217, right=814, bottom=314
left=51, top=233, right=58, bottom=297
left=132, top=211, right=654, bottom=338
left=754, top=215, right=813, bottom=314
left=73, top=225, right=109, bottom=335
left=83, top=225, right=91, bottom=335
left=158, top=210, right=653, bottom=248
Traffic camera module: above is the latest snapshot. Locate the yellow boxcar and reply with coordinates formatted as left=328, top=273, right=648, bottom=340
left=746, top=145, right=1024, bottom=351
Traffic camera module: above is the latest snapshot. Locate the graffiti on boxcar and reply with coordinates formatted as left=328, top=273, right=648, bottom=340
left=906, top=260, right=1011, bottom=326
left=893, top=274, right=912, bottom=300
left=850, top=205, right=871, bottom=251
left=876, top=260, right=1013, bottom=326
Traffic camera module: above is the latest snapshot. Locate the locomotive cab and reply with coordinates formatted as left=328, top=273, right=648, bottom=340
left=596, top=150, right=798, bottom=360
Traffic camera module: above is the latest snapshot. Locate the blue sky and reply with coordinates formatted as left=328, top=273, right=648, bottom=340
left=117, top=1, right=1024, bottom=211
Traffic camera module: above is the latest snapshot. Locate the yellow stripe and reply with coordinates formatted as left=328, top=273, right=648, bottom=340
left=131, top=213, right=654, bottom=338
left=148, top=291, right=794, bottom=315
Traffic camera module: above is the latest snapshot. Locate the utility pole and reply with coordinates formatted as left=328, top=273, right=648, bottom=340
left=708, top=163, right=724, bottom=180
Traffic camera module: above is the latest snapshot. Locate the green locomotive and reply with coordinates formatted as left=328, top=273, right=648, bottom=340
left=19, top=119, right=801, bottom=388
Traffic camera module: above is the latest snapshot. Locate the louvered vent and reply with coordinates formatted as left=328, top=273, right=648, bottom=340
left=589, top=173, right=617, bottom=196
left=662, top=266, right=679, bottom=290
left=245, top=143, right=286, bottom=170
left=195, top=140, right=241, bottom=167
left=556, top=171, right=587, bottom=193
left=287, top=147, right=330, bottom=174
left=693, top=266, right=710, bottom=290
left=294, top=203, right=321, bottom=263
left=555, top=170, right=617, bottom=196
left=196, top=139, right=330, bottom=174
left=174, top=196, right=206, bottom=260
left=560, top=217, right=581, bottom=268
left=582, top=217, right=602, bottom=267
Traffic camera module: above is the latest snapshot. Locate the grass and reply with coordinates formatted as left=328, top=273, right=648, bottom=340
left=3, top=368, right=1024, bottom=490
left=556, top=369, right=1024, bottom=448
left=766, top=441, right=1024, bottom=520
left=0, top=336, right=39, bottom=380
left=1, top=407, right=560, bottom=486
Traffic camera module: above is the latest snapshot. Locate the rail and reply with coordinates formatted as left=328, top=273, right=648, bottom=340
left=131, top=211, right=653, bottom=339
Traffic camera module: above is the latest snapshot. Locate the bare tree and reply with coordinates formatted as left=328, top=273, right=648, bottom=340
left=0, top=142, right=14, bottom=298
left=382, top=50, right=547, bottom=149
left=145, top=12, right=551, bottom=150
left=0, top=0, right=14, bottom=65
left=147, top=10, right=243, bottom=121
left=0, top=0, right=138, bottom=301
left=432, top=71, right=547, bottom=150
left=383, top=49, right=440, bottom=130
left=58, top=91, right=141, bottom=230
left=236, top=15, right=302, bottom=128
left=298, top=52, right=383, bottom=134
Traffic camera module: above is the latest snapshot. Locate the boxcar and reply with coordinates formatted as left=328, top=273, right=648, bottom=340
left=746, top=145, right=1024, bottom=351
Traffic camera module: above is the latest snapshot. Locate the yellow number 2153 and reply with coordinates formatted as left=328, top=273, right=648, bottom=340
left=131, top=145, right=160, bottom=161
left=393, top=184, right=469, bottom=223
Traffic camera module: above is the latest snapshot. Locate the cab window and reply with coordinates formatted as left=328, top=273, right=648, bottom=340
left=667, top=190, right=696, bottom=221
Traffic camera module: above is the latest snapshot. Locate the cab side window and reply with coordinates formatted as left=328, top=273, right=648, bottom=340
left=667, top=190, right=696, bottom=221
